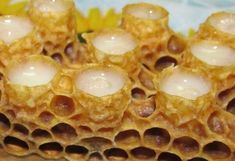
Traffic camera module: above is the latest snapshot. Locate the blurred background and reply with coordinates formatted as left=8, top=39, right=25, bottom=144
left=2, top=0, right=235, bottom=35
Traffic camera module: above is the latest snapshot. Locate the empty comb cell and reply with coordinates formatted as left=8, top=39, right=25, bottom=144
left=184, top=39, right=235, bottom=80
left=154, top=67, right=213, bottom=125
left=84, top=28, right=140, bottom=76
left=197, top=12, right=235, bottom=48
left=28, top=0, right=79, bottom=64
left=5, top=55, right=60, bottom=107
left=121, top=3, right=169, bottom=39
left=75, top=64, right=131, bottom=130
left=0, top=15, right=42, bottom=66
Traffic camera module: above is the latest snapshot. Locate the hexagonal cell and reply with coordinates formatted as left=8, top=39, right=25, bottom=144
left=65, top=145, right=88, bottom=160
left=104, top=148, right=128, bottom=161
left=31, top=129, right=52, bottom=140
left=187, top=157, right=208, bottom=161
left=217, top=87, right=235, bottom=102
left=138, top=68, right=155, bottom=90
left=115, top=130, right=141, bottom=148
left=131, top=88, right=146, bottom=99
left=130, top=147, right=156, bottom=160
left=12, top=123, right=29, bottom=136
left=186, top=120, right=207, bottom=138
left=39, top=142, right=63, bottom=157
left=173, top=136, right=200, bottom=156
left=88, top=152, right=103, bottom=161
left=51, top=123, right=77, bottom=142
left=81, top=137, right=112, bottom=151
left=3, top=136, right=29, bottom=154
left=154, top=56, right=177, bottom=72
left=38, top=111, right=55, bottom=124
left=203, top=141, right=231, bottom=159
left=50, top=95, right=75, bottom=117
left=157, top=152, right=182, bottom=161
left=64, top=43, right=77, bottom=61
left=227, top=98, right=235, bottom=115
left=51, top=53, right=63, bottom=64
left=134, top=96, right=156, bottom=118
left=207, top=112, right=225, bottom=134
left=167, top=35, right=185, bottom=54
left=0, top=113, right=11, bottom=132
left=144, top=127, right=170, bottom=148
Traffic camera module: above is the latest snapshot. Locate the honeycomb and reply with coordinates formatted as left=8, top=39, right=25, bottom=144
left=0, top=1, right=235, bottom=161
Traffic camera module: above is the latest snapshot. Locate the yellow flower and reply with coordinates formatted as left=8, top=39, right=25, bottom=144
left=76, top=7, right=121, bottom=33
left=0, top=0, right=27, bottom=16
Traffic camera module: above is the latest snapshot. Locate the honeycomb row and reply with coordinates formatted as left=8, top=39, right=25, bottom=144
left=1, top=135, right=233, bottom=161
left=0, top=111, right=233, bottom=160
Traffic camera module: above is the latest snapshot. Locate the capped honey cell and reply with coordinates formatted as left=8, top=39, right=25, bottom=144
left=74, top=64, right=131, bottom=130
left=0, top=15, right=42, bottom=66
left=5, top=55, right=60, bottom=107
left=84, top=28, right=140, bottom=77
left=154, top=67, right=213, bottom=125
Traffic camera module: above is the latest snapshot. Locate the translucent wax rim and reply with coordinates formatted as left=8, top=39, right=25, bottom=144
left=159, top=69, right=211, bottom=100
left=75, top=65, right=127, bottom=97
left=6, top=56, right=59, bottom=87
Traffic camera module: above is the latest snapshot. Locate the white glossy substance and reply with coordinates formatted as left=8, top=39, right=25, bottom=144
left=0, top=16, right=33, bottom=44
left=160, top=70, right=211, bottom=100
left=76, top=68, right=124, bottom=97
left=8, top=61, right=57, bottom=87
left=127, top=5, right=162, bottom=20
left=34, top=0, right=69, bottom=13
left=92, top=32, right=136, bottom=55
left=209, top=14, right=235, bottom=35
left=191, top=41, right=235, bottom=66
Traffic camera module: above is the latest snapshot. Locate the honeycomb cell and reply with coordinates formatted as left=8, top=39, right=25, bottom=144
left=130, top=147, right=156, bottom=160
left=38, top=111, right=55, bottom=125
left=138, top=67, right=155, bottom=90
left=50, top=95, right=75, bottom=117
left=143, top=127, right=171, bottom=148
left=13, top=124, right=29, bottom=136
left=167, top=35, right=186, bottom=54
left=188, top=157, right=208, bottom=161
left=207, top=112, right=225, bottom=134
left=81, top=137, right=112, bottom=151
left=115, top=130, right=141, bottom=148
left=64, top=43, right=77, bottom=61
left=51, top=53, right=63, bottom=64
left=173, top=136, right=200, bottom=156
left=217, top=86, right=235, bottom=102
left=31, top=129, right=52, bottom=140
left=65, top=145, right=88, bottom=160
left=3, top=136, right=29, bottom=155
left=227, top=98, right=235, bottom=114
left=131, top=87, right=146, bottom=99
left=0, top=113, right=11, bottom=133
left=203, top=141, right=231, bottom=159
left=157, top=152, right=182, bottom=161
left=104, top=148, right=128, bottom=161
left=134, top=96, right=156, bottom=118
left=88, top=152, right=103, bottom=161
left=51, top=123, right=77, bottom=142
left=154, top=56, right=177, bottom=72
left=39, top=142, right=63, bottom=157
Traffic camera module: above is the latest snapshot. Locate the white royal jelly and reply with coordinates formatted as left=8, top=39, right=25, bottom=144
left=92, top=31, right=137, bottom=55
left=160, top=70, right=211, bottom=100
left=8, top=61, right=57, bottom=87
left=33, top=0, right=69, bottom=13
left=191, top=40, right=235, bottom=67
left=209, top=14, right=235, bottom=35
left=127, top=4, right=163, bottom=20
left=0, top=16, right=33, bottom=44
left=76, top=68, right=125, bottom=97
